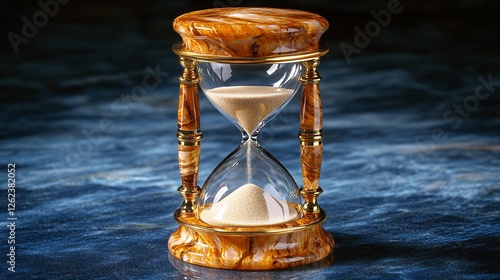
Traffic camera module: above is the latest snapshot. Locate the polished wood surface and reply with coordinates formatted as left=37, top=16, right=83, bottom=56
left=168, top=222, right=333, bottom=270
left=178, top=83, right=200, bottom=131
left=176, top=58, right=202, bottom=214
left=299, top=59, right=324, bottom=213
left=300, top=83, right=323, bottom=190
left=173, top=7, right=328, bottom=57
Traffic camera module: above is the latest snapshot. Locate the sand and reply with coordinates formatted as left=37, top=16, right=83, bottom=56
left=201, top=86, right=297, bottom=226
left=200, top=183, right=298, bottom=227
left=203, top=86, right=294, bottom=134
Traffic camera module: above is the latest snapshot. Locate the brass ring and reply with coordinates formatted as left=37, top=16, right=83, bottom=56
left=173, top=43, right=329, bottom=64
left=174, top=207, right=328, bottom=236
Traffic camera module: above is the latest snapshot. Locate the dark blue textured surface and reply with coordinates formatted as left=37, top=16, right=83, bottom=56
left=1, top=1, right=500, bottom=279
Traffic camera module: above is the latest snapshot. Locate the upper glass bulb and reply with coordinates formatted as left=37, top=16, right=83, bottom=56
left=199, top=62, right=302, bottom=136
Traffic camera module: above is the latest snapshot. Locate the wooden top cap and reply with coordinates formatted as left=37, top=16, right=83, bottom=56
left=173, top=7, right=329, bottom=58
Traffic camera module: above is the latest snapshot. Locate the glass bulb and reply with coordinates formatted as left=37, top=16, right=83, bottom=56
left=197, top=62, right=303, bottom=227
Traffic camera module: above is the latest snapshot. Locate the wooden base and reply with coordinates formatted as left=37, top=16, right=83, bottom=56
left=168, top=211, right=334, bottom=270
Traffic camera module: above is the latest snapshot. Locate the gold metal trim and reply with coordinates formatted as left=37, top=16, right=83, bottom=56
left=299, top=129, right=323, bottom=146
left=300, top=186, right=323, bottom=214
left=177, top=130, right=203, bottom=146
left=299, top=58, right=322, bottom=85
left=178, top=57, right=199, bottom=84
left=174, top=207, right=327, bottom=236
left=177, top=185, right=201, bottom=214
left=173, top=43, right=329, bottom=64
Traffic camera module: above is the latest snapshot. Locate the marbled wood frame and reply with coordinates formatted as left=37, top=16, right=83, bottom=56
left=176, top=57, right=202, bottom=214
left=299, top=58, right=325, bottom=214
left=168, top=209, right=334, bottom=270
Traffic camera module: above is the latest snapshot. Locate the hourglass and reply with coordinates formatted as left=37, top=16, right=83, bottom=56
left=169, top=8, right=333, bottom=270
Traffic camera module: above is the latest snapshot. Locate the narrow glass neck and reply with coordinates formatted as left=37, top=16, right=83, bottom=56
left=240, top=130, right=259, bottom=146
